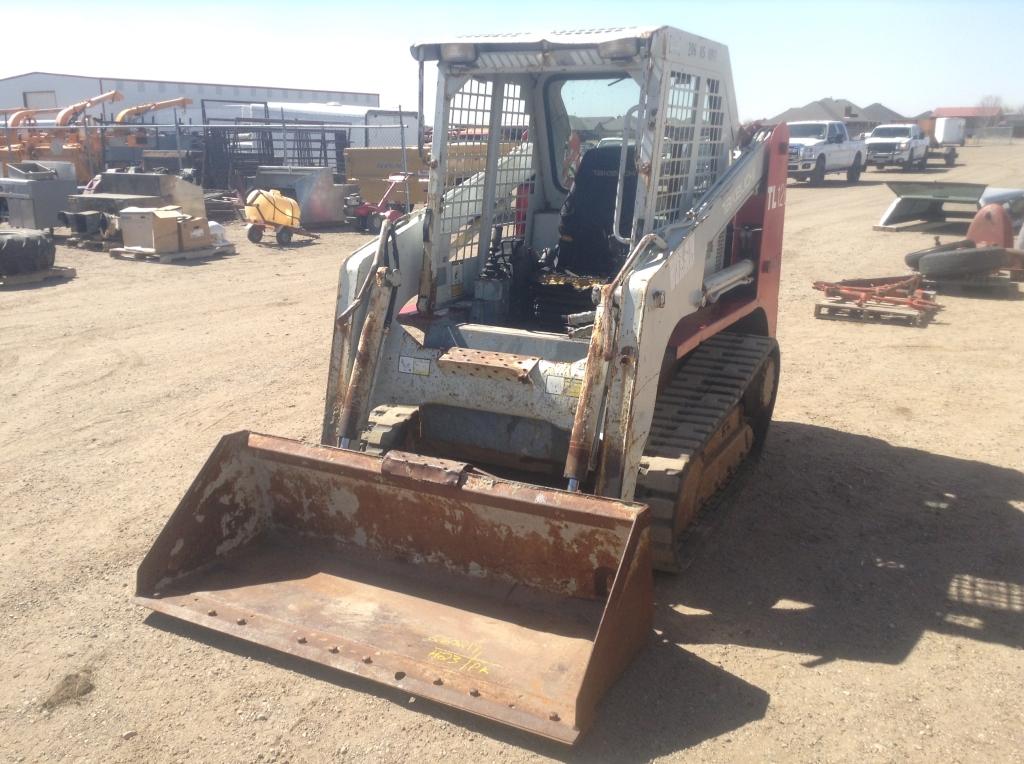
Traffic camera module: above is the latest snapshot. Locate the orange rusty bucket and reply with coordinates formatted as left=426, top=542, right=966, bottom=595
left=136, top=432, right=651, bottom=744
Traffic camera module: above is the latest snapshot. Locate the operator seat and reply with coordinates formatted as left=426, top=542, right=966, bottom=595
left=556, top=144, right=638, bottom=275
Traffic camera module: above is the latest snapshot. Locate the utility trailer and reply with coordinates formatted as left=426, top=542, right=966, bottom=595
left=137, top=26, right=789, bottom=744
left=925, top=116, right=964, bottom=167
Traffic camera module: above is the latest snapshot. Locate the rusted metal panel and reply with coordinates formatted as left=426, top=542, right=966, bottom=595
left=136, top=432, right=650, bottom=744
left=564, top=289, right=612, bottom=487
left=381, top=450, right=471, bottom=486
left=337, top=267, right=393, bottom=445
left=437, top=347, right=539, bottom=382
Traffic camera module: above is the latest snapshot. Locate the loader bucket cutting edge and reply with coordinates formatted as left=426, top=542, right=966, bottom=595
left=136, top=431, right=652, bottom=744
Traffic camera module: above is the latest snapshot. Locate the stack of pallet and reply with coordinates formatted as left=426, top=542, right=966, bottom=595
left=110, top=206, right=234, bottom=263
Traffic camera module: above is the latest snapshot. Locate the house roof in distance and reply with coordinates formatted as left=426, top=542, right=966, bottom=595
left=769, top=97, right=903, bottom=124
left=859, top=102, right=905, bottom=123
left=933, top=106, right=1002, bottom=119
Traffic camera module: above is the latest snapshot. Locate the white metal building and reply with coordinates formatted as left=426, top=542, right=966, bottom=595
left=0, top=71, right=379, bottom=125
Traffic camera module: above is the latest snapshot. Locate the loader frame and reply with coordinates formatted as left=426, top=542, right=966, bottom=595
left=139, top=26, right=788, bottom=746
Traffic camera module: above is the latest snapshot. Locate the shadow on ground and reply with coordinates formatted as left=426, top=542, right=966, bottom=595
left=658, top=421, right=1024, bottom=666
left=142, top=421, right=1023, bottom=760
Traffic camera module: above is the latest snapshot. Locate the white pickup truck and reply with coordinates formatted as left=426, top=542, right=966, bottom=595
left=865, top=123, right=930, bottom=170
left=786, top=120, right=865, bottom=185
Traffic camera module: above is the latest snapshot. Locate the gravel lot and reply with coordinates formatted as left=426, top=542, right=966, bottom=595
left=1, top=144, right=1021, bottom=763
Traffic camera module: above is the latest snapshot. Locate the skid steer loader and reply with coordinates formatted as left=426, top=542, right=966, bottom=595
left=137, top=27, right=788, bottom=744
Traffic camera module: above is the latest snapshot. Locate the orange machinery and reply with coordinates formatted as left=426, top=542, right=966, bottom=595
left=112, top=97, right=192, bottom=146
left=1, top=90, right=123, bottom=181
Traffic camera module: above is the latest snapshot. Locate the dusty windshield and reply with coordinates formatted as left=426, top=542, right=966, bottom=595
left=547, top=76, right=641, bottom=189
left=871, top=126, right=911, bottom=138
left=788, top=123, right=827, bottom=139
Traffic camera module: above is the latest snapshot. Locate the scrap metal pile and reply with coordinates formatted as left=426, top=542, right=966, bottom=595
left=903, top=202, right=1024, bottom=295
left=813, top=274, right=942, bottom=327
left=815, top=201, right=1023, bottom=327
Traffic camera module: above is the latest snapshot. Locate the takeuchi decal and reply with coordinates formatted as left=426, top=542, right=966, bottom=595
left=767, top=182, right=786, bottom=212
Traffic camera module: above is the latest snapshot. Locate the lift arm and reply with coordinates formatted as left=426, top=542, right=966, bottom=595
left=7, top=107, right=60, bottom=128
left=54, top=90, right=124, bottom=127
left=114, top=97, right=192, bottom=124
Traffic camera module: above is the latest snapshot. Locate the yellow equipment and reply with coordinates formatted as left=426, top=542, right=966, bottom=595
left=243, top=189, right=317, bottom=246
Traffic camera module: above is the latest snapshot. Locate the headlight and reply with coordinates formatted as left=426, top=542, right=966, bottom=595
left=899, top=141, right=909, bottom=149
left=801, top=146, right=816, bottom=159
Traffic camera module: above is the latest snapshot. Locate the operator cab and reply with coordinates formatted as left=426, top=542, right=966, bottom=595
left=330, top=29, right=744, bottom=476
left=431, top=73, right=644, bottom=338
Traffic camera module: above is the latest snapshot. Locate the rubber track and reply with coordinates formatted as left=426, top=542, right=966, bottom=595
left=635, top=332, right=776, bottom=572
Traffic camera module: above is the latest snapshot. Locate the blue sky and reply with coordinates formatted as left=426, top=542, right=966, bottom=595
left=6, top=0, right=1022, bottom=120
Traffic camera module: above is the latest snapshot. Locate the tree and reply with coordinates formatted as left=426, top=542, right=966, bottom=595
left=977, top=95, right=1004, bottom=125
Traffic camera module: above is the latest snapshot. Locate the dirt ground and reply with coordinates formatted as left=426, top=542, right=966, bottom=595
left=1, top=144, right=1022, bottom=764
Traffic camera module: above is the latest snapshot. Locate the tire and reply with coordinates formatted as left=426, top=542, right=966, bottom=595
left=246, top=224, right=264, bottom=243
left=917, top=154, right=928, bottom=170
left=917, top=246, right=1006, bottom=278
left=945, top=152, right=956, bottom=168
left=275, top=227, right=293, bottom=246
left=904, top=239, right=974, bottom=270
left=809, top=156, right=826, bottom=186
left=368, top=214, right=383, bottom=235
left=0, top=228, right=56, bottom=276
left=903, top=151, right=915, bottom=172
left=846, top=153, right=862, bottom=184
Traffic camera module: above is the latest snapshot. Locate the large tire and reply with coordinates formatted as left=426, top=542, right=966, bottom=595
left=904, top=239, right=974, bottom=270
left=0, top=228, right=56, bottom=276
left=846, top=153, right=862, bottom=184
left=918, top=246, right=1006, bottom=278
left=809, top=156, right=826, bottom=186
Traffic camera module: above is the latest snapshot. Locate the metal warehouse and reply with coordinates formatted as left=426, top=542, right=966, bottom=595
left=0, top=71, right=380, bottom=124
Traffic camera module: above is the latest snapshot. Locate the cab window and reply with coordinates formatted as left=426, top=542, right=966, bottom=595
left=546, top=76, right=641, bottom=190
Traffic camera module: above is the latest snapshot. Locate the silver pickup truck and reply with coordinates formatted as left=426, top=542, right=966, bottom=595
left=787, top=120, right=865, bottom=185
